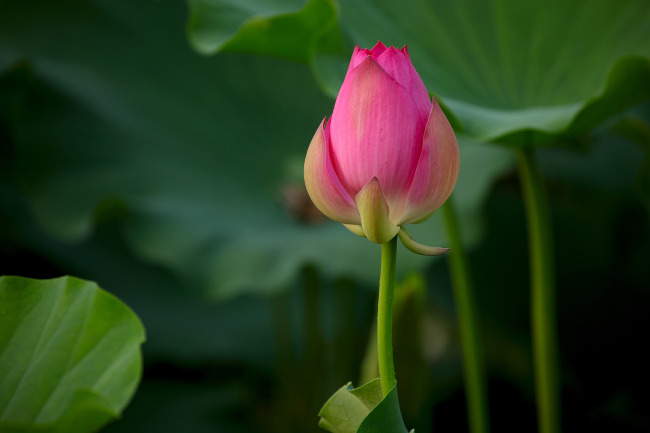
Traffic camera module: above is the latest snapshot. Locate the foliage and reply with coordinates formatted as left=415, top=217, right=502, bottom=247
left=0, top=0, right=511, bottom=300
left=319, top=380, right=410, bottom=433
left=188, top=0, right=650, bottom=142
left=0, top=276, right=144, bottom=433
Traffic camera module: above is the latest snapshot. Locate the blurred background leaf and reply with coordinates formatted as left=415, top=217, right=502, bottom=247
left=188, top=0, right=344, bottom=61
left=0, top=0, right=511, bottom=301
left=337, top=0, right=650, bottom=142
left=188, top=0, right=650, bottom=142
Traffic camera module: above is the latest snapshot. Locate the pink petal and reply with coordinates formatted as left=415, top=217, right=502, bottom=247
left=304, top=118, right=360, bottom=224
left=370, top=41, right=388, bottom=56
left=349, top=45, right=371, bottom=70
left=374, top=46, right=411, bottom=90
left=329, top=56, right=427, bottom=218
left=402, top=45, right=432, bottom=118
left=396, top=97, right=460, bottom=225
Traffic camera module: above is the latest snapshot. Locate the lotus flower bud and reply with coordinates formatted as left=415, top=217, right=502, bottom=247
left=304, top=41, right=459, bottom=248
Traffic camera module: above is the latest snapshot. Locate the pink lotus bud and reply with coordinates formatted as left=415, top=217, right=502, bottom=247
left=304, top=41, right=459, bottom=246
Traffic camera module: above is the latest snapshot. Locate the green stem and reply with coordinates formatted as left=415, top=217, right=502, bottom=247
left=377, top=235, right=398, bottom=397
left=516, top=147, right=559, bottom=433
left=442, top=199, right=490, bottom=433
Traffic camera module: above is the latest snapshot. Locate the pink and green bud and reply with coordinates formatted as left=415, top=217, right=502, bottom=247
left=304, top=41, right=459, bottom=248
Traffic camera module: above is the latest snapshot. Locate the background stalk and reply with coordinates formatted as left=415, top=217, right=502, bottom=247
left=516, top=147, right=559, bottom=433
left=377, top=236, right=398, bottom=397
left=442, top=199, right=490, bottom=433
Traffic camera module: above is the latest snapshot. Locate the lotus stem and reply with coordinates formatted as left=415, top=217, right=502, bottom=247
left=377, top=235, right=398, bottom=397
left=442, top=199, right=490, bottom=433
left=516, top=147, right=559, bottom=433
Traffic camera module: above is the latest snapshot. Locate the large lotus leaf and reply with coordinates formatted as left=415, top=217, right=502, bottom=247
left=188, top=0, right=312, bottom=55
left=186, top=0, right=349, bottom=95
left=0, top=0, right=512, bottom=299
left=188, top=0, right=650, bottom=143
left=0, top=276, right=144, bottom=433
left=343, top=0, right=650, bottom=141
left=188, top=0, right=345, bottom=61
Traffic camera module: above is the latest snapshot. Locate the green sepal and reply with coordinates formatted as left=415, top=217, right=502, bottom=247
left=355, top=178, right=399, bottom=244
left=398, top=227, right=450, bottom=256
left=343, top=224, right=366, bottom=237
left=318, top=379, right=410, bottom=433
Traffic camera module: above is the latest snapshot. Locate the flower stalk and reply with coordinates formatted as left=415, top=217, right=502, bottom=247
left=377, top=236, right=398, bottom=397
left=442, top=199, right=490, bottom=433
left=516, top=147, right=559, bottom=433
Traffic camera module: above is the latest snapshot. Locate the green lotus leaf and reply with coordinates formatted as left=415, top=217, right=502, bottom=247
left=0, top=276, right=145, bottom=433
left=318, top=379, right=410, bottom=433
left=187, top=0, right=650, bottom=142
left=187, top=0, right=345, bottom=60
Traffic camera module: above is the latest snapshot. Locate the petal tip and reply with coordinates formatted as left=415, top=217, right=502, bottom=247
left=372, top=41, right=388, bottom=53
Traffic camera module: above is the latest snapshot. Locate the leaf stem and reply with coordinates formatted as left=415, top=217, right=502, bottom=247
left=516, top=147, right=559, bottom=433
left=377, top=235, right=398, bottom=397
left=442, top=199, right=490, bottom=433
